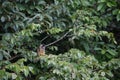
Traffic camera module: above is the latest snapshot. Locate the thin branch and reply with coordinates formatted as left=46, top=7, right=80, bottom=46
left=40, top=36, right=49, bottom=43
left=45, top=31, right=70, bottom=47
left=27, top=14, right=42, bottom=23
left=6, top=54, right=21, bottom=61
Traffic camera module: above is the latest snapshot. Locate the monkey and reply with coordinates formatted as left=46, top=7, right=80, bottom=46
left=37, top=44, right=45, bottom=56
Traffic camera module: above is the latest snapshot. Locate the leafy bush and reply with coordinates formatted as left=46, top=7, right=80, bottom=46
left=0, top=0, right=120, bottom=80
left=1, top=49, right=120, bottom=80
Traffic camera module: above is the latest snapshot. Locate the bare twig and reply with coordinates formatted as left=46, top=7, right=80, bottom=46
left=6, top=54, right=21, bottom=61
left=44, top=31, right=70, bottom=47
left=27, top=14, right=42, bottom=23
left=40, top=36, right=49, bottom=43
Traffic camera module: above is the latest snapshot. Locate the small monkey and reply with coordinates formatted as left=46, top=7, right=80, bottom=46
left=37, top=44, right=45, bottom=56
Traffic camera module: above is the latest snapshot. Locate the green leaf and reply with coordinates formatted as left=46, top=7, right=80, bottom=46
left=81, top=0, right=90, bottom=6
left=82, top=42, right=89, bottom=53
left=112, top=9, right=119, bottom=15
left=0, top=53, right=3, bottom=60
left=23, top=68, right=29, bottom=77
left=117, top=14, right=120, bottom=21
left=25, top=0, right=29, bottom=3
left=49, top=28, right=62, bottom=34
left=97, top=3, right=104, bottom=11
left=101, top=72, right=105, bottom=76
left=17, top=4, right=26, bottom=10
left=100, top=0, right=106, bottom=2
left=0, top=70, right=6, bottom=78
left=12, top=73, right=17, bottom=79
left=1, top=16, right=5, bottom=22
left=94, top=47, right=101, bottom=51
left=101, top=49, right=106, bottom=54
left=107, top=2, right=116, bottom=7
left=107, top=49, right=117, bottom=56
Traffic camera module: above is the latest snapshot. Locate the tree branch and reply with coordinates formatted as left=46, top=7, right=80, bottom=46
left=40, top=36, right=49, bottom=43
left=44, top=31, right=70, bottom=47
left=5, top=54, right=21, bottom=62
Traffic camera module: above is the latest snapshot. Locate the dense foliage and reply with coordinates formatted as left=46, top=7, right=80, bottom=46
left=0, top=0, right=120, bottom=80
